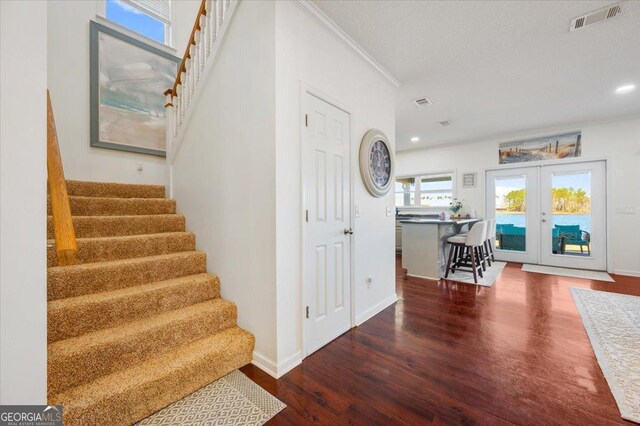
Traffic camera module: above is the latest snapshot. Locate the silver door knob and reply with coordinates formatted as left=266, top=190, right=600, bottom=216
left=344, top=227, right=353, bottom=235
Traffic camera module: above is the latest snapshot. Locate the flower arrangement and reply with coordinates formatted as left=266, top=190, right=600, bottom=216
left=449, top=199, right=463, bottom=215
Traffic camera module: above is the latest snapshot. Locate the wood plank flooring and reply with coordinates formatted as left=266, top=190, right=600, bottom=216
left=241, top=257, right=640, bottom=425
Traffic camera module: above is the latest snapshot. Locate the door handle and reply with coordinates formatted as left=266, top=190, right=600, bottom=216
left=344, top=227, right=353, bottom=235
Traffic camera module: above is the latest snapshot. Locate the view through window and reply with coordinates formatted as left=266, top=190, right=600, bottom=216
left=395, top=173, right=453, bottom=208
left=106, top=0, right=170, bottom=44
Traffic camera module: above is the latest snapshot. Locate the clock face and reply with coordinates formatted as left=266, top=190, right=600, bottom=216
left=369, top=139, right=391, bottom=188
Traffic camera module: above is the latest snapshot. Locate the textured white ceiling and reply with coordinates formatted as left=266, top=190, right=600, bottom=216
left=313, top=1, right=640, bottom=151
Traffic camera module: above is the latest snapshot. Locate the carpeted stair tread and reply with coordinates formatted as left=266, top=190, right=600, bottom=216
left=48, top=196, right=176, bottom=216
left=65, top=180, right=166, bottom=199
left=48, top=273, right=220, bottom=343
left=47, top=232, right=195, bottom=267
left=50, top=327, right=254, bottom=425
left=47, top=214, right=186, bottom=238
left=48, top=299, right=238, bottom=397
left=48, top=252, right=206, bottom=300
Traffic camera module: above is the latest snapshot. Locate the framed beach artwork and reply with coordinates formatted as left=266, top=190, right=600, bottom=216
left=90, top=21, right=179, bottom=157
left=498, top=131, right=582, bottom=164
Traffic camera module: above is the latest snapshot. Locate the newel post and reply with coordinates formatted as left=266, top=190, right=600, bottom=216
left=164, top=89, right=175, bottom=153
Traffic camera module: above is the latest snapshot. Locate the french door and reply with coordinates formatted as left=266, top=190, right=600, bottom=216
left=303, top=92, right=352, bottom=355
left=486, top=161, right=606, bottom=270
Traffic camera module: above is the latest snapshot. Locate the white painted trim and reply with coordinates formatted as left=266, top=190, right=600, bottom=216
left=613, top=270, right=640, bottom=278
left=251, top=350, right=303, bottom=379
left=355, top=293, right=398, bottom=326
left=290, top=0, right=401, bottom=89
left=168, top=0, right=239, bottom=164
left=276, top=351, right=303, bottom=378
left=300, top=83, right=354, bottom=358
left=251, top=351, right=278, bottom=378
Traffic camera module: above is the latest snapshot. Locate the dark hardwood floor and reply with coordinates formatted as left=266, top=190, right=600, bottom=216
left=242, top=256, right=640, bottom=425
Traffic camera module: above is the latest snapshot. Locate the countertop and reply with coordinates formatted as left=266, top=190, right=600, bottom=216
left=399, top=218, right=479, bottom=225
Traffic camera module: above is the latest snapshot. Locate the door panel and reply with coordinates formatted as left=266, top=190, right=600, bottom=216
left=540, top=161, right=606, bottom=270
left=304, top=93, right=351, bottom=355
left=486, top=167, right=540, bottom=264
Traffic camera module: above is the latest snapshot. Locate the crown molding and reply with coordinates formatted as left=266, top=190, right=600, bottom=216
left=291, top=0, right=401, bottom=89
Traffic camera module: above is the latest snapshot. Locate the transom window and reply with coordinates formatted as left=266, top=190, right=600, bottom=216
left=106, top=0, right=171, bottom=45
left=395, top=172, right=454, bottom=208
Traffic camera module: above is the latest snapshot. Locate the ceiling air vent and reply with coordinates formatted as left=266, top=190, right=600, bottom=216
left=438, top=120, right=452, bottom=127
left=413, top=97, right=432, bottom=107
left=570, top=3, right=622, bottom=31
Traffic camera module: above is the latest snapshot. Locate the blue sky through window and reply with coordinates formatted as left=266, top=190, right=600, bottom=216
left=106, top=0, right=165, bottom=44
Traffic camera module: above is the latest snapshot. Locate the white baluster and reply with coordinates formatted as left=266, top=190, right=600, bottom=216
left=216, top=0, right=222, bottom=35
left=200, top=12, right=208, bottom=63
left=193, top=32, right=201, bottom=86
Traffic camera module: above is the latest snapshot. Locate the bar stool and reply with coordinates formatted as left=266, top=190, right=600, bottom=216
left=445, top=220, right=488, bottom=283
left=484, top=219, right=496, bottom=264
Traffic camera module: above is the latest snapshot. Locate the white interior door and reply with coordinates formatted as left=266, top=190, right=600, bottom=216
left=303, top=92, right=351, bottom=355
left=486, top=167, right=540, bottom=264
left=540, top=161, right=606, bottom=270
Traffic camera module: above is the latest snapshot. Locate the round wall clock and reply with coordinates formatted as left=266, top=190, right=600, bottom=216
left=359, top=129, right=394, bottom=197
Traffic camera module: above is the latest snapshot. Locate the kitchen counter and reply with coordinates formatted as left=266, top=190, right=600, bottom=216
left=401, top=219, right=480, bottom=280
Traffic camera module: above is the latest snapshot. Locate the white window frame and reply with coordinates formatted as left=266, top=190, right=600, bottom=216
left=97, top=0, right=173, bottom=47
left=395, top=171, right=456, bottom=211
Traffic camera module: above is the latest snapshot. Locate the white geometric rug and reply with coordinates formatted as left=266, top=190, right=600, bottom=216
left=522, top=264, right=614, bottom=282
left=137, top=370, right=285, bottom=425
left=570, top=288, right=640, bottom=423
left=444, top=261, right=506, bottom=287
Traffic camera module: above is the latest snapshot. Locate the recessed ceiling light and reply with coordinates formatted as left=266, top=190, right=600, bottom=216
left=411, top=137, right=420, bottom=143
left=615, top=84, right=636, bottom=94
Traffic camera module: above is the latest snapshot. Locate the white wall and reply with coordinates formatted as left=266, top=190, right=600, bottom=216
left=0, top=0, right=48, bottom=404
left=47, top=0, right=200, bottom=185
left=171, top=1, right=278, bottom=362
left=396, top=116, right=640, bottom=276
left=274, top=2, right=397, bottom=373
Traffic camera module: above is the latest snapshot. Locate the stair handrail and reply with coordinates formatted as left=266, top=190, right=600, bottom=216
left=164, top=0, right=236, bottom=161
left=47, top=90, right=77, bottom=266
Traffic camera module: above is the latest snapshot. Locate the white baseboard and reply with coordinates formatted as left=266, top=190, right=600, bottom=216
left=276, top=351, right=302, bottom=378
left=251, top=351, right=277, bottom=378
left=251, top=350, right=303, bottom=379
left=613, top=269, right=640, bottom=278
left=355, top=293, right=398, bottom=326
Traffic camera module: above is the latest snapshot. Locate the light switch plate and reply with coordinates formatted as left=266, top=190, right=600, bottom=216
left=355, top=205, right=360, bottom=218
left=386, top=206, right=392, bottom=217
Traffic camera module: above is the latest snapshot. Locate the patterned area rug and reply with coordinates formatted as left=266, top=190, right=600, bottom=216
left=570, top=288, right=640, bottom=423
left=138, top=370, right=285, bottom=425
left=522, top=264, right=614, bottom=282
left=444, top=261, right=506, bottom=287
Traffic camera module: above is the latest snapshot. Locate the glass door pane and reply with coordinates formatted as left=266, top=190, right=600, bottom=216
left=495, top=176, right=527, bottom=252
left=486, top=167, right=539, bottom=265
left=550, top=171, right=591, bottom=257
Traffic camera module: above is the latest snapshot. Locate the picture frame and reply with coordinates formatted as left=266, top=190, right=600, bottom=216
left=462, top=172, right=476, bottom=188
left=90, top=21, right=180, bottom=157
left=498, top=131, right=582, bottom=164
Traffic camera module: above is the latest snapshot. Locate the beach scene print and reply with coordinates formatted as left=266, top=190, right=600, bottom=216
left=98, top=31, right=177, bottom=154
left=499, top=132, right=582, bottom=164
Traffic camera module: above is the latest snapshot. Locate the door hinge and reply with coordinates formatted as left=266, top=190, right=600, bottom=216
left=305, top=209, right=309, bottom=222
left=305, top=114, right=308, bottom=127
left=306, top=306, right=309, bottom=319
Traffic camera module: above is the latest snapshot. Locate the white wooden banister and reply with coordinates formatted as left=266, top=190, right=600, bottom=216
left=164, top=0, right=238, bottom=160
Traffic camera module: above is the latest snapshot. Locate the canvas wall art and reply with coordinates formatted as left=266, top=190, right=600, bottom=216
left=498, top=131, right=582, bottom=164
left=90, top=21, right=179, bottom=157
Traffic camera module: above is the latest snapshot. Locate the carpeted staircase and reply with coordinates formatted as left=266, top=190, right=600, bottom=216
left=47, top=180, right=255, bottom=425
